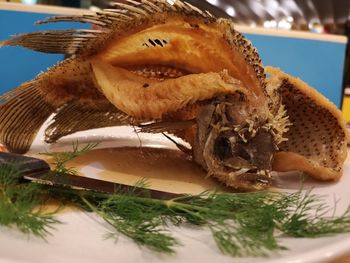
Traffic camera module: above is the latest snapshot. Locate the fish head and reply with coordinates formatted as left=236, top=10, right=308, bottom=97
left=193, top=94, right=277, bottom=191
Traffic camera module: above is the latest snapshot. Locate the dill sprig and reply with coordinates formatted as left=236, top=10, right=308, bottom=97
left=0, top=163, right=59, bottom=237
left=40, top=142, right=98, bottom=174
left=277, top=190, right=350, bottom=237
left=1, top=143, right=350, bottom=257
left=47, top=187, right=350, bottom=257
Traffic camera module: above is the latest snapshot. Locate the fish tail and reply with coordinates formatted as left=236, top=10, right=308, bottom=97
left=0, top=81, right=55, bottom=153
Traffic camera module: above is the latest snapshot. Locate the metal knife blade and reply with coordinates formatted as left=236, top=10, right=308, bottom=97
left=0, top=151, right=180, bottom=199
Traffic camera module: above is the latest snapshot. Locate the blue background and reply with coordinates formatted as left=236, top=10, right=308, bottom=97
left=246, top=34, right=346, bottom=107
left=0, top=10, right=88, bottom=94
left=0, top=9, right=347, bottom=107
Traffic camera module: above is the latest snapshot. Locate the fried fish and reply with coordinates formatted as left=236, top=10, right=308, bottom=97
left=0, top=0, right=348, bottom=190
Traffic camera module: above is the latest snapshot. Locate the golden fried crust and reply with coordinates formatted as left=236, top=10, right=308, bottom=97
left=91, top=58, right=246, bottom=120
left=267, top=66, right=349, bottom=181
left=96, top=15, right=267, bottom=110
left=37, top=58, right=109, bottom=108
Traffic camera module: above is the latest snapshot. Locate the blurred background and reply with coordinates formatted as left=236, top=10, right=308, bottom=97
left=4, top=0, right=349, bottom=33
left=0, top=0, right=349, bottom=126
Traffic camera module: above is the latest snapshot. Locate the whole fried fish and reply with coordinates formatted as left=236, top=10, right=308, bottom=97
left=0, top=0, right=348, bottom=190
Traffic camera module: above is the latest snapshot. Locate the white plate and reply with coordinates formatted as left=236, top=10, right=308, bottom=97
left=0, top=126, right=350, bottom=263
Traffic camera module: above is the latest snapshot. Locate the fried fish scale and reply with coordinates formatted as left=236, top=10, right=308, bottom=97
left=0, top=0, right=271, bottom=156
left=266, top=67, right=350, bottom=181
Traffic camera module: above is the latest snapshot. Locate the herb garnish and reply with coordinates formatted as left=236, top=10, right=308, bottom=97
left=0, top=163, right=59, bottom=237
left=1, top=144, right=350, bottom=257
left=40, top=142, right=98, bottom=175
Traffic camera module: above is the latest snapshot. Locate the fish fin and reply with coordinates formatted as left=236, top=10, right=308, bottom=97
left=161, top=132, right=192, bottom=155
left=36, top=15, right=114, bottom=27
left=35, top=0, right=212, bottom=30
left=96, top=0, right=211, bottom=21
left=138, top=120, right=195, bottom=134
left=139, top=120, right=196, bottom=149
left=266, top=67, right=348, bottom=181
left=1, top=29, right=105, bottom=55
left=45, top=101, right=135, bottom=143
left=12, top=0, right=212, bottom=55
left=1, top=0, right=229, bottom=65
left=0, top=81, right=54, bottom=153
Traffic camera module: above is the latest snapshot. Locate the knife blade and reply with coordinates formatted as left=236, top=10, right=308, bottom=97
left=0, top=151, right=180, bottom=199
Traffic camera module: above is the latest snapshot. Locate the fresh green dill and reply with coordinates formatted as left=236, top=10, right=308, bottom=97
left=0, top=163, right=59, bottom=237
left=45, top=187, right=350, bottom=257
left=1, top=143, right=350, bottom=257
left=40, top=142, right=98, bottom=175
left=277, top=190, right=350, bottom=237
left=80, top=194, right=179, bottom=253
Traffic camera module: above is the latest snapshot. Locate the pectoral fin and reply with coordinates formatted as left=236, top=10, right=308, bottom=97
left=267, top=67, right=349, bottom=180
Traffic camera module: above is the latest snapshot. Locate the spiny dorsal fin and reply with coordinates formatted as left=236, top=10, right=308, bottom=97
left=110, top=0, right=210, bottom=17
left=37, top=0, right=212, bottom=28
left=36, top=14, right=114, bottom=27
left=0, top=0, right=213, bottom=55
left=1, top=29, right=105, bottom=55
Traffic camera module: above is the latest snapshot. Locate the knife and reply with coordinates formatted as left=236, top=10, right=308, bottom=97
left=0, top=151, right=180, bottom=199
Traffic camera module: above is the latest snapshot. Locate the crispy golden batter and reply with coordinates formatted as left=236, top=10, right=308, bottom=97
left=91, top=59, right=246, bottom=119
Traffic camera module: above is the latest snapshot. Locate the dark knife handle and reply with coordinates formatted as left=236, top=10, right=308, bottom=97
left=0, top=152, right=51, bottom=175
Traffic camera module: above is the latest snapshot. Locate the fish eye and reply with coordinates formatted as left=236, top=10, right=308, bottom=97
left=213, top=136, right=232, bottom=161
left=236, top=145, right=251, bottom=161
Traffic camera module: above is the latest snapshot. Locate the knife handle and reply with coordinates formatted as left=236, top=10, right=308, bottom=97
left=0, top=152, right=51, bottom=175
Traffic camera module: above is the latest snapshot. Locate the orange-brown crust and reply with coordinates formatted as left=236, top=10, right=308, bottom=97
left=97, top=15, right=267, bottom=111
left=37, top=58, right=109, bottom=108
left=91, top=58, right=246, bottom=120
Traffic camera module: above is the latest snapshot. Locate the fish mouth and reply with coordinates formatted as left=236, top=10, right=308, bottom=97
left=207, top=130, right=275, bottom=191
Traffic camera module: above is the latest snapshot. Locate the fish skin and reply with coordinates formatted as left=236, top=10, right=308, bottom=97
left=266, top=67, right=349, bottom=181
left=91, top=58, right=247, bottom=119
left=0, top=0, right=347, bottom=190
